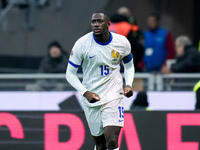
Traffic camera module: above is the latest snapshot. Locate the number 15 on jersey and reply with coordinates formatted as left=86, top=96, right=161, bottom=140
left=99, top=65, right=109, bottom=76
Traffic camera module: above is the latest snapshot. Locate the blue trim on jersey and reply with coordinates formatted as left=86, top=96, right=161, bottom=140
left=123, top=53, right=133, bottom=64
left=93, top=32, right=113, bottom=45
left=68, top=60, right=80, bottom=68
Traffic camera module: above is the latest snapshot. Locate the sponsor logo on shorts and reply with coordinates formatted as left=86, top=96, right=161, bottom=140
left=119, top=120, right=124, bottom=122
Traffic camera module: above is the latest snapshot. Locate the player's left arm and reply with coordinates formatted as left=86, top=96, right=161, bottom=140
left=122, top=36, right=135, bottom=97
left=123, top=53, right=135, bottom=97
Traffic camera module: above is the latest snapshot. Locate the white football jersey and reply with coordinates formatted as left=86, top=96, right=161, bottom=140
left=69, top=32, right=131, bottom=107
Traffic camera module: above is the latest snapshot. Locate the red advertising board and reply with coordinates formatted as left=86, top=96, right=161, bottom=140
left=0, top=111, right=200, bottom=150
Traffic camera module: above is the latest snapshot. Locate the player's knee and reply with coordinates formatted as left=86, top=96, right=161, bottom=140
left=106, top=137, right=118, bottom=149
left=96, top=145, right=106, bottom=150
left=96, top=144, right=106, bottom=150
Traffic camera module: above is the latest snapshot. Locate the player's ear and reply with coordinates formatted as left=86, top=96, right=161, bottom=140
left=107, top=21, right=110, bottom=28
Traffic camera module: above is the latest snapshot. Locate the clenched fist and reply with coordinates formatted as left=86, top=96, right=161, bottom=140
left=124, top=85, right=133, bottom=98
left=83, top=91, right=101, bottom=103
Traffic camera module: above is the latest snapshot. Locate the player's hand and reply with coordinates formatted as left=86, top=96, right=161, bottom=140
left=83, top=91, right=101, bottom=103
left=124, top=85, right=133, bottom=98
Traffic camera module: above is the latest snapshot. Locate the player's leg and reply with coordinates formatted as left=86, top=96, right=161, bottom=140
left=104, top=126, right=121, bottom=149
left=83, top=105, right=106, bottom=150
left=93, top=134, right=106, bottom=150
left=101, top=98, right=124, bottom=150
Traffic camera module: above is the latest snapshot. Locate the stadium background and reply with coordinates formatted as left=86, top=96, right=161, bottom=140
left=0, top=0, right=200, bottom=150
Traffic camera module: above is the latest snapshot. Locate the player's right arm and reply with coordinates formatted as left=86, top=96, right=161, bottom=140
left=66, top=64, right=100, bottom=102
left=66, top=40, right=100, bottom=102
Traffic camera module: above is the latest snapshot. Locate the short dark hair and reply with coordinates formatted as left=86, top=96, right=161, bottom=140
left=149, top=13, right=160, bottom=22
left=48, top=41, right=64, bottom=52
left=93, top=10, right=110, bottom=20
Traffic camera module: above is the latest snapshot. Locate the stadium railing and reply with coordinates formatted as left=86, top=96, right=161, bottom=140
left=0, top=73, right=199, bottom=91
left=156, top=73, right=200, bottom=91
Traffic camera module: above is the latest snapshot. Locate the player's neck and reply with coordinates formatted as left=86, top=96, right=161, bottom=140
left=94, top=32, right=110, bottom=44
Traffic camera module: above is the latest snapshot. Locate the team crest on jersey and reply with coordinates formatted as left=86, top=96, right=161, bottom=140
left=111, top=49, right=120, bottom=58
left=70, top=50, right=74, bottom=56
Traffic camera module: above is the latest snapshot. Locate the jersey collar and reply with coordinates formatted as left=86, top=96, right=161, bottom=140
left=93, top=32, right=113, bottom=46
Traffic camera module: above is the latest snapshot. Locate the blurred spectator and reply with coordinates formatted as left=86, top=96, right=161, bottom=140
left=130, top=91, right=151, bottom=111
left=162, top=36, right=200, bottom=73
left=110, top=7, right=144, bottom=72
left=26, top=41, right=69, bottom=91
left=194, top=80, right=200, bottom=110
left=118, top=7, right=144, bottom=44
left=144, top=13, right=175, bottom=72
left=38, top=41, right=68, bottom=73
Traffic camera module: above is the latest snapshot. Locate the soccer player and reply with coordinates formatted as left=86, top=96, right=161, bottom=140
left=66, top=12, right=135, bottom=150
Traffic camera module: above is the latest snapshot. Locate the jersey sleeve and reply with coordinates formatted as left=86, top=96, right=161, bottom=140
left=68, top=40, right=83, bottom=68
left=122, top=36, right=132, bottom=64
left=123, top=37, right=132, bottom=58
